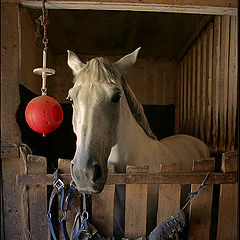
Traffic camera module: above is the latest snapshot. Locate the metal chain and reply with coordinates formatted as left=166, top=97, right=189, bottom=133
left=33, top=0, right=49, bottom=49
left=41, top=0, right=48, bottom=50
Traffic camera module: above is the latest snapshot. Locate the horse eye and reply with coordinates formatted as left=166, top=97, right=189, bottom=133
left=111, top=93, right=122, bottom=103
left=66, top=96, right=73, bottom=104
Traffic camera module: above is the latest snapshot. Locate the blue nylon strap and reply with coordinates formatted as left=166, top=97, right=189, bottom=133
left=47, top=215, right=58, bottom=240
left=66, top=185, right=76, bottom=210
left=72, top=226, right=83, bottom=240
left=61, top=218, right=70, bottom=240
left=48, top=176, right=66, bottom=240
left=59, top=187, right=65, bottom=212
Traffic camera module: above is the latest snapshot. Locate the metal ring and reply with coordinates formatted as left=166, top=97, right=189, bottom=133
left=41, top=87, right=47, bottom=93
left=43, top=38, right=48, bottom=44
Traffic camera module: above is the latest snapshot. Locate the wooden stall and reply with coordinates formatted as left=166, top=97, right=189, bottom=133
left=1, top=0, right=238, bottom=239
left=16, top=153, right=238, bottom=239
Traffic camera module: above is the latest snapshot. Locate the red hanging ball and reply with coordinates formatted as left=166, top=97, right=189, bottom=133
left=25, top=95, right=63, bottom=137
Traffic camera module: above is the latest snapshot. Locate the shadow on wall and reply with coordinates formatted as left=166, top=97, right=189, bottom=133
left=16, top=84, right=175, bottom=173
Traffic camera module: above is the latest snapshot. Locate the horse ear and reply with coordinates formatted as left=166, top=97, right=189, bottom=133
left=67, top=50, right=85, bottom=75
left=114, top=47, right=141, bottom=73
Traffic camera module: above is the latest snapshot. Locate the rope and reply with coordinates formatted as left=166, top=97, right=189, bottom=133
left=181, top=172, right=210, bottom=211
left=19, top=144, right=33, bottom=240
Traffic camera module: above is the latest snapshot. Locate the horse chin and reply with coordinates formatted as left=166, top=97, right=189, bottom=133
left=76, top=185, right=104, bottom=194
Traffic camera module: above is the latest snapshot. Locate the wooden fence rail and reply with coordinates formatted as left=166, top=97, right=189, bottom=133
left=16, top=152, right=238, bottom=240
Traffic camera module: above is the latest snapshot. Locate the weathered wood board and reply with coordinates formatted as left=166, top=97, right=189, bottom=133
left=217, top=152, right=238, bottom=240
left=188, top=159, right=215, bottom=240
left=157, top=163, right=181, bottom=224
left=91, top=164, right=115, bottom=237
left=27, top=155, right=48, bottom=239
left=125, top=166, right=148, bottom=238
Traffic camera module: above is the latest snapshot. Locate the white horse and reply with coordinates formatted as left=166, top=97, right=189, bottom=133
left=67, top=48, right=209, bottom=236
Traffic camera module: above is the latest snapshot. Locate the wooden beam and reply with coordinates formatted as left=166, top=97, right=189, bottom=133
left=221, top=151, right=238, bottom=173
left=0, top=144, right=20, bottom=159
left=1, top=2, right=23, bottom=239
left=27, top=155, right=48, bottom=239
left=188, top=159, right=215, bottom=240
left=217, top=151, right=238, bottom=239
left=16, top=172, right=238, bottom=186
left=125, top=166, right=148, bottom=238
left=92, top=164, right=115, bottom=236
left=16, top=0, right=237, bottom=15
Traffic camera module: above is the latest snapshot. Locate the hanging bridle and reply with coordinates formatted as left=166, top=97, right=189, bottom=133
left=47, top=169, right=96, bottom=240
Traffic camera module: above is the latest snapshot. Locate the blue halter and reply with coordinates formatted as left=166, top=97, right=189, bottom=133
left=47, top=169, right=91, bottom=240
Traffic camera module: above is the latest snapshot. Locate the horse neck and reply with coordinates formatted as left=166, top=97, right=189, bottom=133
left=109, top=96, right=158, bottom=172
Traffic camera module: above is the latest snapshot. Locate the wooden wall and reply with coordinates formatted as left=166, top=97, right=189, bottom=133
left=52, top=54, right=177, bottom=106
left=176, top=15, right=238, bottom=152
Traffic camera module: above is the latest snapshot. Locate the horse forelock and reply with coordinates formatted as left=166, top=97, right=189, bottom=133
left=121, top=77, right=157, bottom=140
left=73, top=57, right=120, bottom=85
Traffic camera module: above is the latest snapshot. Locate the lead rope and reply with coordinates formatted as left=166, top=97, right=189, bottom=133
left=181, top=172, right=210, bottom=211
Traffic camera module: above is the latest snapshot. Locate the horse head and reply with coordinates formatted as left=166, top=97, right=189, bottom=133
left=67, top=48, right=141, bottom=193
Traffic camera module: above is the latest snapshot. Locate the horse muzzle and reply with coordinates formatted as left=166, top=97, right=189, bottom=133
left=70, top=159, right=107, bottom=194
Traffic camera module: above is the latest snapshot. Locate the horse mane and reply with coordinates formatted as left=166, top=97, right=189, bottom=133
left=120, top=77, right=157, bottom=140
left=74, top=57, right=157, bottom=140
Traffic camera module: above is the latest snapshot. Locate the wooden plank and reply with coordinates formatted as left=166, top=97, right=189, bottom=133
left=16, top=172, right=238, bottom=186
left=221, top=151, right=238, bottom=173
left=1, top=2, right=23, bottom=239
left=175, top=64, right=180, bottom=133
left=91, top=164, right=115, bottom=236
left=27, top=155, right=48, bottom=240
left=17, top=0, right=238, bottom=8
left=219, top=16, right=230, bottom=152
left=157, top=163, right=181, bottom=224
left=186, top=52, right=191, bottom=133
left=0, top=144, right=19, bottom=158
left=217, top=153, right=238, bottom=240
left=200, top=31, right=207, bottom=142
left=190, top=44, right=197, bottom=136
left=183, top=56, right=188, bottom=132
left=188, top=159, right=215, bottom=240
left=212, top=16, right=221, bottom=151
left=1, top=3, right=21, bottom=143
left=227, top=16, right=238, bottom=151
left=19, top=0, right=238, bottom=15
left=125, top=166, right=148, bottom=238
left=206, top=22, right=213, bottom=147
left=179, top=61, right=184, bottom=133
left=195, top=37, right=202, bottom=138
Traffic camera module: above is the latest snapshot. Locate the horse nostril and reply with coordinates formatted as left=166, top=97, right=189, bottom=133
left=93, top=164, right=102, bottom=182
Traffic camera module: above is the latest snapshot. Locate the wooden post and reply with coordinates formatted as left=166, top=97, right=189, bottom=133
left=212, top=16, right=221, bottom=151
left=157, top=163, right=182, bottom=224
left=125, top=166, right=148, bottom=239
left=27, top=155, right=48, bottom=239
left=219, top=16, right=230, bottom=152
left=206, top=22, right=213, bottom=147
left=188, top=158, right=215, bottom=240
left=1, top=2, right=22, bottom=239
left=227, top=16, right=238, bottom=151
left=91, top=164, right=115, bottom=237
left=216, top=152, right=238, bottom=240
